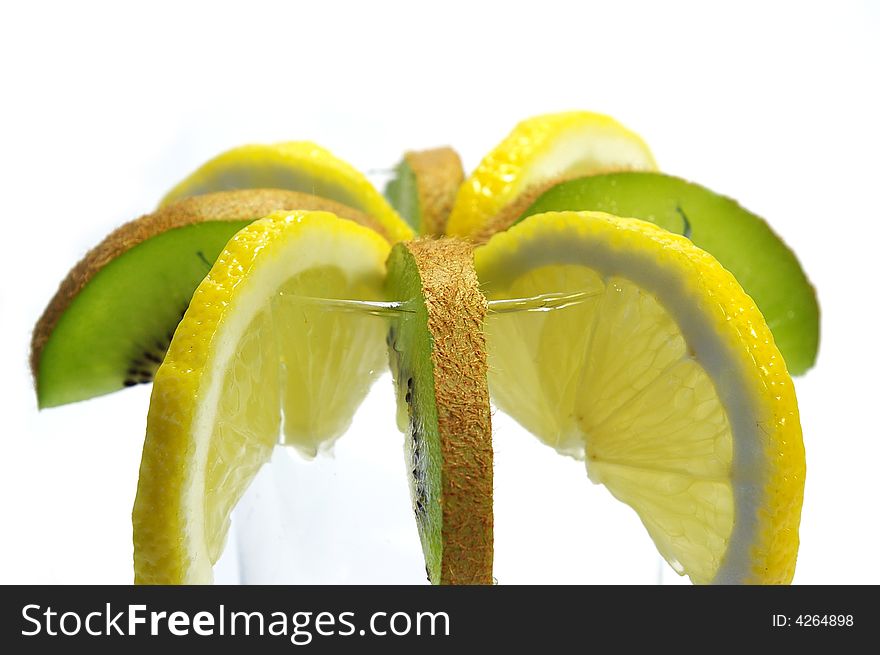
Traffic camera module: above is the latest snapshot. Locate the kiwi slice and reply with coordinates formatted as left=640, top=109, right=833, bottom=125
left=384, top=148, right=464, bottom=236
left=511, top=172, right=819, bottom=375
left=385, top=238, right=493, bottom=584
left=32, top=189, right=384, bottom=408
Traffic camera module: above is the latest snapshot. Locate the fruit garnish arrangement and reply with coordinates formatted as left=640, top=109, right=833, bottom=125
left=31, top=112, right=817, bottom=585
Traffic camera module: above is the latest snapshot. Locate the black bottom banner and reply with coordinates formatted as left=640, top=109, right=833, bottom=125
left=1, top=585, right=871, bottom=652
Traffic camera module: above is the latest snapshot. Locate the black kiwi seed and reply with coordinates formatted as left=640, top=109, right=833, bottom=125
left=124, top=347, right=163, bottom=385
left=125, top=304, right=189, bottom=386
left=410, top=417, right=428, bottom=518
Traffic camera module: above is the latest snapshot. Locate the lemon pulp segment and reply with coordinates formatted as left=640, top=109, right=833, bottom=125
left=274, top=265, right=388, bottom=456
left=475, top=211, right=804, bottom=584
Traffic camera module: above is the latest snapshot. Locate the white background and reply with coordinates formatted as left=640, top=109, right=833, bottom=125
left=1, top=1, right=877, bottom=585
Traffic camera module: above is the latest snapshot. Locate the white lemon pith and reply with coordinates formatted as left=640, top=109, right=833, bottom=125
left=133, top=211, right=390, bottom=584
left=475, top=211, right=804, bottom=584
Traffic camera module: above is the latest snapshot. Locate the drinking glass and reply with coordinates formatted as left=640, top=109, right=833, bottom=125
left=214, top=289, right=679, bottom=584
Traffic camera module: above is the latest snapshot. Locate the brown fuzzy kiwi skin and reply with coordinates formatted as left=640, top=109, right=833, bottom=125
left=30, top=189, right=386, bottom=384
left=403, top=238, right=493, bottom=584
left=405, top=148, right=464, bottom=237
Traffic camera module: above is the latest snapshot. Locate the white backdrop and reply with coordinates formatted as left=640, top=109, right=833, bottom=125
left=1, top=0, right=877, bottom=584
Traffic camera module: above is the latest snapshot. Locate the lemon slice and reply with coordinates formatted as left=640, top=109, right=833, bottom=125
left=133, top=211, right=390, bottom=584
left=446, top=111, right=657, bottom=240
left=475, top=211, right=805, bottom=584
left=160, top=141, right=414, bottom=243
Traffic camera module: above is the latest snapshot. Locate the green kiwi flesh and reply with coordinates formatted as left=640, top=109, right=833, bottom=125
left=32, top=189, right=385, bottom=408
left=385, top=238, right=493, bottom=584
left=38, top=221, right=246, bottom=407
left=385, top=160, right=422, bottom=232
left=518, top=172, right=820, bottom=374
